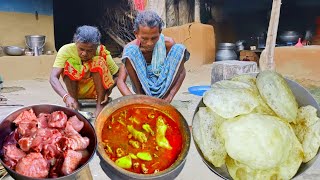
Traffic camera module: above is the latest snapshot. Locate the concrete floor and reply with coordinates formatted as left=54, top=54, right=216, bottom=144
left=1, top=64, right=320, bottom=180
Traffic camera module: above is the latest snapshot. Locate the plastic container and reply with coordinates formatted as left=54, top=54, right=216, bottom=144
left=188, top=85, right=211, bottom=96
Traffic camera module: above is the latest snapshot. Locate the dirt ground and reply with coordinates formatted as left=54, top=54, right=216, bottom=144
left=1, top=62, right=320, bottom=180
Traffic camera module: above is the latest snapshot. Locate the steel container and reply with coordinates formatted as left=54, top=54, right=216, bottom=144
left=0, top=104, right=97, bottom=180
left=192, top=74, right=320, bottom=180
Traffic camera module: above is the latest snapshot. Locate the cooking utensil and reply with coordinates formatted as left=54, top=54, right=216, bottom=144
left=216, top=43, right=237, bottom=61
left=3, top=46, right=24, bottom=56
left=279, top=31, right=300, bottom=44
left=34, top=46, right=40, bottom=56
left=24, top=51, right=34, bottom=56
left=25, top=35, right=46, bottom=56
left=25, top=35, right=46, bottom=49
left=192, top=74, right=320, bottom=180
left=78, top=110, right=93, bottom=120
left=235, top=40, right=246, bottom=52
left=0, top=104, right=97, bottom=180
left=95, top=95, right=191, bottom=180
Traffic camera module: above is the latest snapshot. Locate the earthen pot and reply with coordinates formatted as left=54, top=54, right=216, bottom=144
left=95, top=95, right=191, bottom=180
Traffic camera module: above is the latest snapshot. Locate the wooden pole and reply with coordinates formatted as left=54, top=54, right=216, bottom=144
left=166, top=0, right=177, bottom=27
left=194, top=0, right=200, bottom=23
left=146, top=0, right=167, bottom=27
left=259, top=0, right=282, bottom=71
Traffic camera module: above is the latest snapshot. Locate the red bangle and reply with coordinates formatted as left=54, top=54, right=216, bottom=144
left=63, top=93, right=69, bottom=103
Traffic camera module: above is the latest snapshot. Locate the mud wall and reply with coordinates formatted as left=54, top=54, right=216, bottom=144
left=0, top=0, right=55, bottom=52
left=0, top=55, right=56, bottom=80
left=162, top=23, right=216, bottom=66
left=273, top=46, right=320, bottom=84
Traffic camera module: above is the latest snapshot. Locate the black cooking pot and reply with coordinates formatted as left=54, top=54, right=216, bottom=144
left=279, top=31, right=300, bottom=43
left=0, top=104, right=97, bottom=180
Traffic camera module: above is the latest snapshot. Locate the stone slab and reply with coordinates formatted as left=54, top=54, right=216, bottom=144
left=211, top=60, right=259, bottom=84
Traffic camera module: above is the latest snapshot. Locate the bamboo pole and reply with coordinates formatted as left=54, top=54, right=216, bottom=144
left=259, top=0, right=282, bottom=71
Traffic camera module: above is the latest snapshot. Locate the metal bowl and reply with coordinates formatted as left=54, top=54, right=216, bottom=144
left=95, top=95, right=191, bottom=180
left=0, top=104, right=97, bottom=180
left=192, top=75, right=320, bottom=180
left=3, top=46, right=24, bottom=56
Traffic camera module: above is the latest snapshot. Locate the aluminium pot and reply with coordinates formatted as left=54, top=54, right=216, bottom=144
left=216, top=43, right=237, bottom=61
left=95, top=95, right=191, bottom=180
left=25, top=35, right=46, bottom=50
left=0, top=104, right=97, bottom=180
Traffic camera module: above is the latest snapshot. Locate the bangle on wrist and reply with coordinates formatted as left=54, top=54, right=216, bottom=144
left=63, top=93, right=70, bottom=103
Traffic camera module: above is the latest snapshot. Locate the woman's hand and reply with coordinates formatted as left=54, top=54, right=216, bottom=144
left=65, top=96, right=79, bottom=110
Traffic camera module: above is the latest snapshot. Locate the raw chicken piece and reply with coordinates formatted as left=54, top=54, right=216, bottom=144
left=67, top=116, right=84, bottom=132
left=49, top=111, right=68, bottom=128
left=31, top=128, right=62, bottom=153
left=37, top=113, right=50, bottom=128
left=61, top=150, right=83, bottom=175
left=3, top=144, right=26, bottom=168
left=18, top=137, right=33, bottom=152
left=58, top=136, right=89, bottom=151
left=16, top=152, right=49, bottom=178
left=42, top=143, right=61, bottom=162
left=16, top=119, right=38, bottom=137
left=58, top=122, right=89, bottom=151
left=13, top=109, right=37, bottom=124
left=13, top=109, right=39, bottom=137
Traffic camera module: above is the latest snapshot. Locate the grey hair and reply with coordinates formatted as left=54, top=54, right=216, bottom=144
left=73, top=25, right=101, bottom=45
left=133, top=10, right=164, bottom=32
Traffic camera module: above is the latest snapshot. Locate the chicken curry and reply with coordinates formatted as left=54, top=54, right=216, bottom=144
left=101, top=105, right=183, bottom=174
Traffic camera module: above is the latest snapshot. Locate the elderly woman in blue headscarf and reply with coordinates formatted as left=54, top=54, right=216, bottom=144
left=117, top=10, right=189, bottom=102
left=49, top=25, right=119, bottom=116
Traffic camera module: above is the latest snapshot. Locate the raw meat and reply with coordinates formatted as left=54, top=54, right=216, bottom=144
left=67, top=115, right=84, bottom=132
left=15, top=152, right=49, bottom=178
left=61, top=150, right=83, bottom=175
left=1, top=109, right=90, bottom=178
left=3, top=144, right=26, bottom=168
left=48, top=111, right=68, bottom=128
